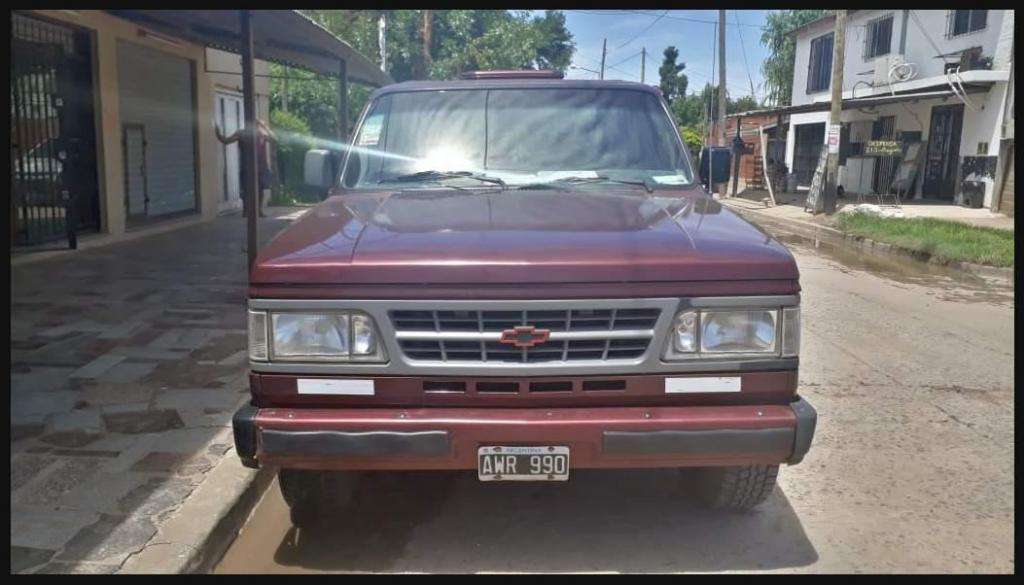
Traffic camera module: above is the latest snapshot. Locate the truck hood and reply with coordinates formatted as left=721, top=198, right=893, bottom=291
left=251, top=187, right=799, bottom=285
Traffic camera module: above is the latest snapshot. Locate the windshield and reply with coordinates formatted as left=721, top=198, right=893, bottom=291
left=341, top=87, right=692, bottom=189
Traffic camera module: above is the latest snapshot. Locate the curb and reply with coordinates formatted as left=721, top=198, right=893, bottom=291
left=117, top=445, right=274, bottom=574
left=11, top=215, right=206, bottom=268
left=724, top=202, right=1015, bottom=284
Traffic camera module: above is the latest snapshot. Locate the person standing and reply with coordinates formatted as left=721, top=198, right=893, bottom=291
left=215, top=118, right=277, bottom=217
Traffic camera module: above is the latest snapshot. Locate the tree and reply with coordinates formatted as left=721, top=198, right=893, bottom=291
left=760, top=10, right=827, bottom=106
left=669, top=84, right=761, bottom=152
left=531, top=11, right=575, bottom=71
left=658, top=46, right=688, bottom=104
left=729, top=95, right=759, bottom=114
left=679, top=125, right=703, bottom=156
left=274, top=10, right=576, bottom=138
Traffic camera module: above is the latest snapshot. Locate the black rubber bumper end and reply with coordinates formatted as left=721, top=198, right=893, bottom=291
left=788, top=397, right=817, bottom=465
left=232, top=403, right=259, bottom=469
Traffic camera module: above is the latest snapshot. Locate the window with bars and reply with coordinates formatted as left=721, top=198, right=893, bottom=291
left=864, top=15, right=893, bottom=60
left=948, top=10, right=987, bottom=37
left=806, top=33, right=834, bottom=94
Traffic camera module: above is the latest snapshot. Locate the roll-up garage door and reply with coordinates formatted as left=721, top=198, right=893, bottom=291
left=117, top=40, right=197, bottom=221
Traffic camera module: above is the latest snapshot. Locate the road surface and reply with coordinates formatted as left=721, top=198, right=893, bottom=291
left=215, top=234, right=1014, bottom=573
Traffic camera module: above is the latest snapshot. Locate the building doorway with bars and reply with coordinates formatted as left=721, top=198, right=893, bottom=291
left=10, top=12, right=100, bottom=247
left=215, top=91, right=245, bottom=213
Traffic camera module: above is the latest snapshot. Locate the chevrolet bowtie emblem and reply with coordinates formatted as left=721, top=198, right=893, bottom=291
left=498, top=325, right=551, bottom=348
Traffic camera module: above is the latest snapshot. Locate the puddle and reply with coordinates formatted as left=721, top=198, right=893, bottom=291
left=773, top=233, right=1015, bottom=307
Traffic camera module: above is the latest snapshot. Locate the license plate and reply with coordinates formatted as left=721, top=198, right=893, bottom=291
left=477, top=446, right=570, bottom=481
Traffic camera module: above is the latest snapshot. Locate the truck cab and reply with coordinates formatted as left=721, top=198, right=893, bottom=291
left=233, top=70, right=815, bottom=526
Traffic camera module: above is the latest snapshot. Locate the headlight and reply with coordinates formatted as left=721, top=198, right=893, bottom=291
left=663, top=306, right=799, bottom=360
left=248, top=310, right=387, bottom=362
left=701, top=310, right=777, bottom=353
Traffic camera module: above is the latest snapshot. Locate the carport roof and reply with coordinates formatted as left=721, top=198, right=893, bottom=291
left=107, top=10, right=392, bottom=87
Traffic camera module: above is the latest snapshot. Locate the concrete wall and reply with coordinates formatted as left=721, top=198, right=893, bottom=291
left=205, top=48, right=271, bottom=124
left=791, top=10, right=1010, bottom=107
left=32, top=9, right=222, bottom=239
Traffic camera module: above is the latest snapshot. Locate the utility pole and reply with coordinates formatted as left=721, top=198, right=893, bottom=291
left=281, top=66, right=289, bottom=112
left=239, top=10, right=258, bottom=270
left=599, top=38, right=607, bottom=80
left=712, top=9, right=727, bottom=197
left=717, top=9, right=727, bottom=147
left=823, top=10, right=847, bottom=214
left=378, top=12, right=387, bottom=72
left=640, top=47, right=646, bottom=84
left=421, top=10, right=432, bottom=78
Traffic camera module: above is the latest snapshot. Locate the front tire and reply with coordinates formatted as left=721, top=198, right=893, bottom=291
left=693, top=464, right=779, bottom=511
left=278, top=469, right=357, bottom=528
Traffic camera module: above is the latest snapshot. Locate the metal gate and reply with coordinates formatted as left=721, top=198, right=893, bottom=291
left=871, top=115, right=899, bottom=195
left=10, top=12, right=100, bottom=247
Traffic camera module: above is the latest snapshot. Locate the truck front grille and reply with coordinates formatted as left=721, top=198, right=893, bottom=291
left=390, top=308, right=661, bottom=364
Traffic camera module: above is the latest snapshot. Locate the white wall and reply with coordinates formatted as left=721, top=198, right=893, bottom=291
left=205, top=48, right=271, bottom=124
left=791, top=10, right=1010, bottom=107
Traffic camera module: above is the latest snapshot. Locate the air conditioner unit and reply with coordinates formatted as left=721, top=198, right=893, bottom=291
left=873, top=54, right=907, bottom=88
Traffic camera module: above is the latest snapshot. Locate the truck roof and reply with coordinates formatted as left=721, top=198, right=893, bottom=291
left=370, top=77, right=663, bottom=99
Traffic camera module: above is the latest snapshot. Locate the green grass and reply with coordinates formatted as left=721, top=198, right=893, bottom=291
left=834, top=213, right=1015, bottom=268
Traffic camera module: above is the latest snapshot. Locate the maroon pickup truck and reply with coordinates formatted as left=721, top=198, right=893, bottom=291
left=233, top=70, right=815, bottom=526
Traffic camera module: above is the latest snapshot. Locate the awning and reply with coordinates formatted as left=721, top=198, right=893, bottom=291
left=728, top=77, right=996, bottom=120
left=107, top=10, right=392, bottom=87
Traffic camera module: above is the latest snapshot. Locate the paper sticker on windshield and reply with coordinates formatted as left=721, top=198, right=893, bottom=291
left=357, top=114, right=383, bottom=146
left=651, top=175, right=689, bottom=185
left=536, top=170, right=599, bottom=181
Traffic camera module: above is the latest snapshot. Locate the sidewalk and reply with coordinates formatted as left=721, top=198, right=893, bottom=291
left=11, top=207, right=307, bottom=574
left=720, top=195, right=1013, bottom=282
left=726, top=189, right=1015, bottom=232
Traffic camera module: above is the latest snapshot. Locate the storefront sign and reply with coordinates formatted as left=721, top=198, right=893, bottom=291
left=864, top=140, right=902, bottom=156
left=826, top=123, right=842, bottom=154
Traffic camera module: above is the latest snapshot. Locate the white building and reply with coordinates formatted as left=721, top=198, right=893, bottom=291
left=777, top=10, right=1014, bottom=214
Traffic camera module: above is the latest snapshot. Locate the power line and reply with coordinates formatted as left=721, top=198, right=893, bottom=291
left=734, top=10, right=758, bottom=102
left=608, top=50, right=643, bottom=69
left=909, top=9, right=952, bottom=64
left=613, top=10, right=669, bottom=50
left=634, top=10, right=766, bottom=29
left=579, top=10, right=766, bottom=30
left=606, top=64, right=641, bottom=80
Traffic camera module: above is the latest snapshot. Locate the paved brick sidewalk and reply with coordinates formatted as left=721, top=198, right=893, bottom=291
left=10, top=208, right=306, bottom=574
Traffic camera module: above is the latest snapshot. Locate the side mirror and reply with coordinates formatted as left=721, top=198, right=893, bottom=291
left=698, top=146, right=732, bottom=187
left=304, top=149, right=334, bottom=189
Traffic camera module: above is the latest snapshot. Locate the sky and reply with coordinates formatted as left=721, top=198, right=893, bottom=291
left=551, top=10, right=773, bottom=103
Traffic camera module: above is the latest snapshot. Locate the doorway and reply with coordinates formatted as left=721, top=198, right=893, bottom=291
left=10, top=12, right=100, bottom=246
left=216, top=92, right=244, bottom=212
left=793, top=123, right=826, bottom=187
left=922, top=104, right=964, bottom=199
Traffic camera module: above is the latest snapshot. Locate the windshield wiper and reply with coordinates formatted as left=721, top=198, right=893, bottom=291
left=378, top=170, right=506, bottom=190
left=515, top=175, right=654, bottom=193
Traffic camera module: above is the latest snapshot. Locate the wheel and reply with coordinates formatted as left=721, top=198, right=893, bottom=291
left=693, top=464, right=779, bottom=511
left=278, top=469, right=357, bottom=528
